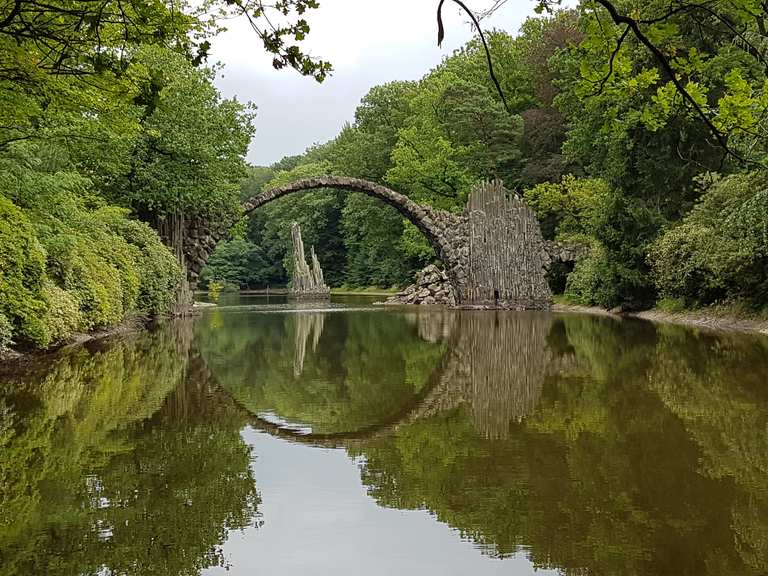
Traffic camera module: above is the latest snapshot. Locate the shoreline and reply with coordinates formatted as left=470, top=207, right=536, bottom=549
left=0, top=316, right=149, bottom=367
left=3, top=300, right=765, bottom=366
left=553, top=303, right=768, bottom=336
left=331, top=288, right=398, bottom=297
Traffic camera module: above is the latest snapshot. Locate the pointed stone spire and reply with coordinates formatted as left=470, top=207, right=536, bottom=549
left=289, top=222, right=330, bottom=300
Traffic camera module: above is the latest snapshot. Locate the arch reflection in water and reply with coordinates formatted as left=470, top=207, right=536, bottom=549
left=197, top=308, right=449, bottom=435
left=350, top=315, right=768, bottom=576
left=200, top=308, right=571, bottom=443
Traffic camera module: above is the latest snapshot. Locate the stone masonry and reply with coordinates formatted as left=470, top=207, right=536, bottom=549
left=181, top=176, right=579, bottom=310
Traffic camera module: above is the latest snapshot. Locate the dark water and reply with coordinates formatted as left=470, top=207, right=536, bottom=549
left=1, top=295, right=767, bottom=576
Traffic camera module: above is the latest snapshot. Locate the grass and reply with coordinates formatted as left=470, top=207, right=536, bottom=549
left=552, top=294, right=574, bottom=305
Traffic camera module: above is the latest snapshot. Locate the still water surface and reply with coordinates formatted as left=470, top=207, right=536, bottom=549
left=1, top=295, right=767, bottom=575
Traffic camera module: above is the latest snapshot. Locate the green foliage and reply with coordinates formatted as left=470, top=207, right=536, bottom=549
left=201, top=238, right=274, bottom=290
left=341, top=194, right=413, bottom=287
left=105, top=47, right=255, bottom=222
left=0, top=146, right=181, bottom=348
left=565, top=243, right=615, bottom=305
left=0, top=0, right=266, bottom=351
left=0, top=313, right=12, bottom=352
left=208, top=281, right=225, bottom=303
left=650, top=171, right=768, bottom=308
left=0, top=195, right=48, bottom=344
left=385, top=71, right=523, bottom=208
left=108, top=217, right=183, bottom=316
left=524, top=174, right=611, bottom=239
left=558, top=0, right=768, bottom=166
left=40, top=281, right=82, bottom=344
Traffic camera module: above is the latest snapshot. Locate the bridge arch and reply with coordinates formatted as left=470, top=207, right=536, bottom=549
left=184, top=178, right=554, bottom=309
left=185, top=176, right=468, bottom=297
left=243, top=177, right=463, bottom=263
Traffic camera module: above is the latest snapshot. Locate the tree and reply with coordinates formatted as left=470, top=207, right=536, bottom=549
left=454, top=0, right=768, bottom=165
left=105, top=47, right=256, bottom=223
left=0, top=0, right=331, bottom=81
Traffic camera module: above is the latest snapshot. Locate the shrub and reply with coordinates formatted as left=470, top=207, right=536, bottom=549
left=0, top=196, right=49, bottom=345
left=565, top=244, right=611, bottom=305
left=0, top=155, right=182, bottom=348
left=208, top=281, right=224, bottom=302
left=650, top=171, right=768, bottom=308
left=0, top=313, right=13, bottom=352
left=524, top=175, right=611, bottom=239
left=41, top=281, right=82, bottom=344
left=48, top=232, right=128, bottom=331
left=100, top=212, right=182, bottom=316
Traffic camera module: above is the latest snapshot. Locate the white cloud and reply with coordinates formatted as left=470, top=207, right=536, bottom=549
left=209, top=0, right=542, bottom=165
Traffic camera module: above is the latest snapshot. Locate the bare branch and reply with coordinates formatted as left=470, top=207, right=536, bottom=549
left=436, top=0, right=511, bottom=114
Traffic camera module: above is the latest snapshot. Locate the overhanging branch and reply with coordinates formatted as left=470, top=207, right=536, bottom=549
left=436, top=0, right=511, bottom=114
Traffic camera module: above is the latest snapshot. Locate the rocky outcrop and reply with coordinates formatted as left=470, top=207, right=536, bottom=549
left=382, top=265, right=456, bottom=306
left=544, top=240, right=589, bottom=265
left=289, top=223, right=330, bottom=300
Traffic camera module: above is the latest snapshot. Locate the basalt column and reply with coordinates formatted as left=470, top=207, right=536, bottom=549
left=289, top=222, right=330, bottom=300
left=463, top=180, right=552, bottom=309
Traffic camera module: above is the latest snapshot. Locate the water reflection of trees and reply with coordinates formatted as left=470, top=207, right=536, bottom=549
left=197, top=310, right=447, bottom=434
left=5, top=308, right=766, bottom=576
left=351, top=315, right=768, bottom=576
left=0, top=321, right=259, bottom=576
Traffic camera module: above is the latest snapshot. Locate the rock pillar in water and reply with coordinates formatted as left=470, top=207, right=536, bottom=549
left=289, top=222, right=330, bottom=300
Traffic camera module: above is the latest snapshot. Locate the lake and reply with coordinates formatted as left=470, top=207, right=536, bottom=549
left=1, top=295, right=767, bottom=575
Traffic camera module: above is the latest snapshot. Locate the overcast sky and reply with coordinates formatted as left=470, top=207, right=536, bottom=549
left=209, top=1, right=543, bottom=166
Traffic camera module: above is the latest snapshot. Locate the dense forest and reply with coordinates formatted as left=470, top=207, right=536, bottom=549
left=2, top=0, right=767, bottom=352
left=203, top=2, right=768, bottom=314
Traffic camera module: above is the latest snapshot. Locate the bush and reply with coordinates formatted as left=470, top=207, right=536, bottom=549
left=524, top=175, right=611, bottom=240
left=565, top=244, right=611, bottom=305
left=650, top=171, right=768, bottom=308
left=0, top=155, right=182, bottom=348
left=41, top=281, right=82, bottom=344
left=208, top=281, right=224, bottom=302
left=0, top=313, right=13, bottom=352
left=53, top=234, right=128, bottom=330
left=101, top=213, right=182, bottom=316
left=0, top=196, right=49, bottom=345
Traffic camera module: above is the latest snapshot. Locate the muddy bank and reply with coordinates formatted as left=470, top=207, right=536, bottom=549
left=554, top=303, right=768, bottom=336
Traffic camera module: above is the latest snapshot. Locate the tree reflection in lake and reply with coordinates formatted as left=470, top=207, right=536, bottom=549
left=196, top=308, right=447, bottom=434
left=350, top=314, right=768, bottom=576
left=1, top=302, right=767, bottom=576
left=0, top=321, right=259, bottom=576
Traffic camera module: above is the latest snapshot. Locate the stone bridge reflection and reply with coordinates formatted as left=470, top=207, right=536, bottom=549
left=195, top=310, right=582, bottom=447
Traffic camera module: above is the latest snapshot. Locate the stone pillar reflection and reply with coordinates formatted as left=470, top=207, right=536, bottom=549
left=464, top=312, right=552, bottom=439
left=293, top=313, right=326, bottom=377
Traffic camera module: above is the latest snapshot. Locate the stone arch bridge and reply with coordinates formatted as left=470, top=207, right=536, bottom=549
left=182, top=177, right=560, bottom=309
